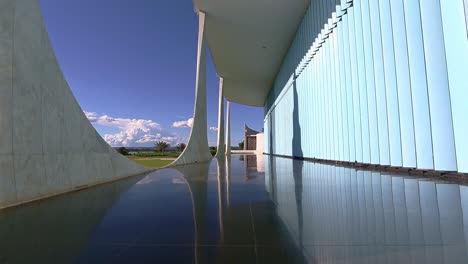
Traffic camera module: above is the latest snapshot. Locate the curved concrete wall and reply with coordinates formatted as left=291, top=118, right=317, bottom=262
left=0, top=0, right=150, bottom=208
left=264, top=0, right=468, bottom=173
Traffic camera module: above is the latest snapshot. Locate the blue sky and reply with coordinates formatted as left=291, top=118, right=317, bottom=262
left=39, top=0, right=264, bottom=147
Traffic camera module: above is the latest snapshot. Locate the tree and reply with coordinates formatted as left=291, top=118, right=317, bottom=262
left=117, top=147, right=129, bottom=156
left=209, top=146, right=217, bottom=156
left=176, top=143, right=186, bottom=152
left=238, top=140, right=244, bottom=149
left=155, top=141, right=169, bottom=154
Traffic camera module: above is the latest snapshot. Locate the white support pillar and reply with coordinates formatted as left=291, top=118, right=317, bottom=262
left=215, top=77, right=225, bottom=159
left=171, top=12, right=211, bottom=166
left=225, top=101, right=231, bottom=155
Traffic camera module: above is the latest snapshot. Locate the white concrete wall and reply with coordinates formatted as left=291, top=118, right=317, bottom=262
left=0, top=0, right=151, bottom=208
left=256, top=133, right=264, bottom=154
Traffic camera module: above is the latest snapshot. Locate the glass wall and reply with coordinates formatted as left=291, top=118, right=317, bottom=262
left=264, top=0, right=468, bottom=173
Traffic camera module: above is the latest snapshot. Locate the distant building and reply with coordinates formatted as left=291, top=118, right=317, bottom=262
left=244, top=123, right=260, bottom=151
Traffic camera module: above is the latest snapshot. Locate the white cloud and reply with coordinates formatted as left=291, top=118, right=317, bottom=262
left=172, top=118, right=194, bottom=128
left=84, top=111, right=182, bottom=147
left=209, top=126, right=218, bottom=132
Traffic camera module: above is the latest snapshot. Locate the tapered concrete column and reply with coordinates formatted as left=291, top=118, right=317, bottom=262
left=172, top=12, right=212, bottom=166
left=225, top=101, right=231, bottom=155
left=215, top=77, right=225, bottom=159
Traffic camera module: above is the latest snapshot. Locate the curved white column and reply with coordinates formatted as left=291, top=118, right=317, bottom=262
left=0, top=0, right=151, bottom=209
left=171, top=12, right=212, bottom=166
left=225, top=101, right=231, bottom=155
left=215, top=77, right=225, bottom=159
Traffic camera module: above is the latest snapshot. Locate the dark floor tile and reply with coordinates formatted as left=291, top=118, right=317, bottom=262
left=202, top=245, right=257, bottom=264
left=114, top=245, right=195, bottom=264
left=76, top=244, right=129, bottom=264
left=251, top=202, right=296, bottom=246
left=218, top=204, right=256, bottom=245
left=78, top=245, right=257, bottom=264
left=257, top=245, right=309, bottom=264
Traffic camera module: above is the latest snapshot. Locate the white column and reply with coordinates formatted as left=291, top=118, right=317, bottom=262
left=215, top=77, right=225, bottom=158
left=172, top=12, right=211, bottom=166
left=225, top=101, right=231, bottom=155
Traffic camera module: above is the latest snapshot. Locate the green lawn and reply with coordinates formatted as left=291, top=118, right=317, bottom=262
left=133, top=151, right=181, bottom=158
left=131, top=159, right=173, bottom=168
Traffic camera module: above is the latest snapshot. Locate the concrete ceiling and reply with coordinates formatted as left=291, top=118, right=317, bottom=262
left=193, top=0, right=311, bottom=107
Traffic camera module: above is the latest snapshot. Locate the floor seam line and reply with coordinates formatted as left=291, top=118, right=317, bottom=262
left=249, top=203, right=259, bottom=264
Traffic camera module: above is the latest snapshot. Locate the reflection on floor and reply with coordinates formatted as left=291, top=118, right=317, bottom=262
left=0, top=154, right=467, bottom=263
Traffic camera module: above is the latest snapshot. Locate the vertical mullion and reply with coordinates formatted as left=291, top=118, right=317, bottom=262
left=402, top=0, right=433, bottom=170
left=369, top=0, right=390, bottom=165
left=379, top=0, right=403, bottom=167
left=440, top=0, right=468, bottom=173
left=329, top=27, right=338, bottom=162
left=333, top=26, right=344, bottom=162
left=420, top=0, right=457, bottom=171
left=313, top=56, right=318, bottom=159
left=296, top=71, right=301, bottom=157
left=321, top=37, right=328, bottom=160
left=348, top=7, right=363, bottom=163
left=390, top=0, right=417, bottom=168
left=354, top=0, right=371, bottom=164
left=303, top=63, right=314, bottom=158
left=303, top=64, right=308, bottom=158
left=343, top=13, right=356, bottom=162
left=338, top=18, right=350, bottom=163
left=318, top=35, right=325, bottom=159
left=307, top=62, right=312, bottom=158
left=331, top=26, right=341, bottom=162
left=325, top=35, right=335, bottom=160
left=324, top=38, right=332, bottom=161
left=361, top=0, right=380, bottom=165
left=318, top=49, right=324, bottom=160
left=321, top=44, right=327, bottom=161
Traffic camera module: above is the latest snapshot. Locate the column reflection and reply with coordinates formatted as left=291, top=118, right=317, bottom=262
left=174, top=161, right=210, bottom=264
left=217, top=158, right=226, bottom=242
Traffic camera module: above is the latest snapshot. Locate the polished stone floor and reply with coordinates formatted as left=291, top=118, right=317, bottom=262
left=1, top=154, right=468, bottom=263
